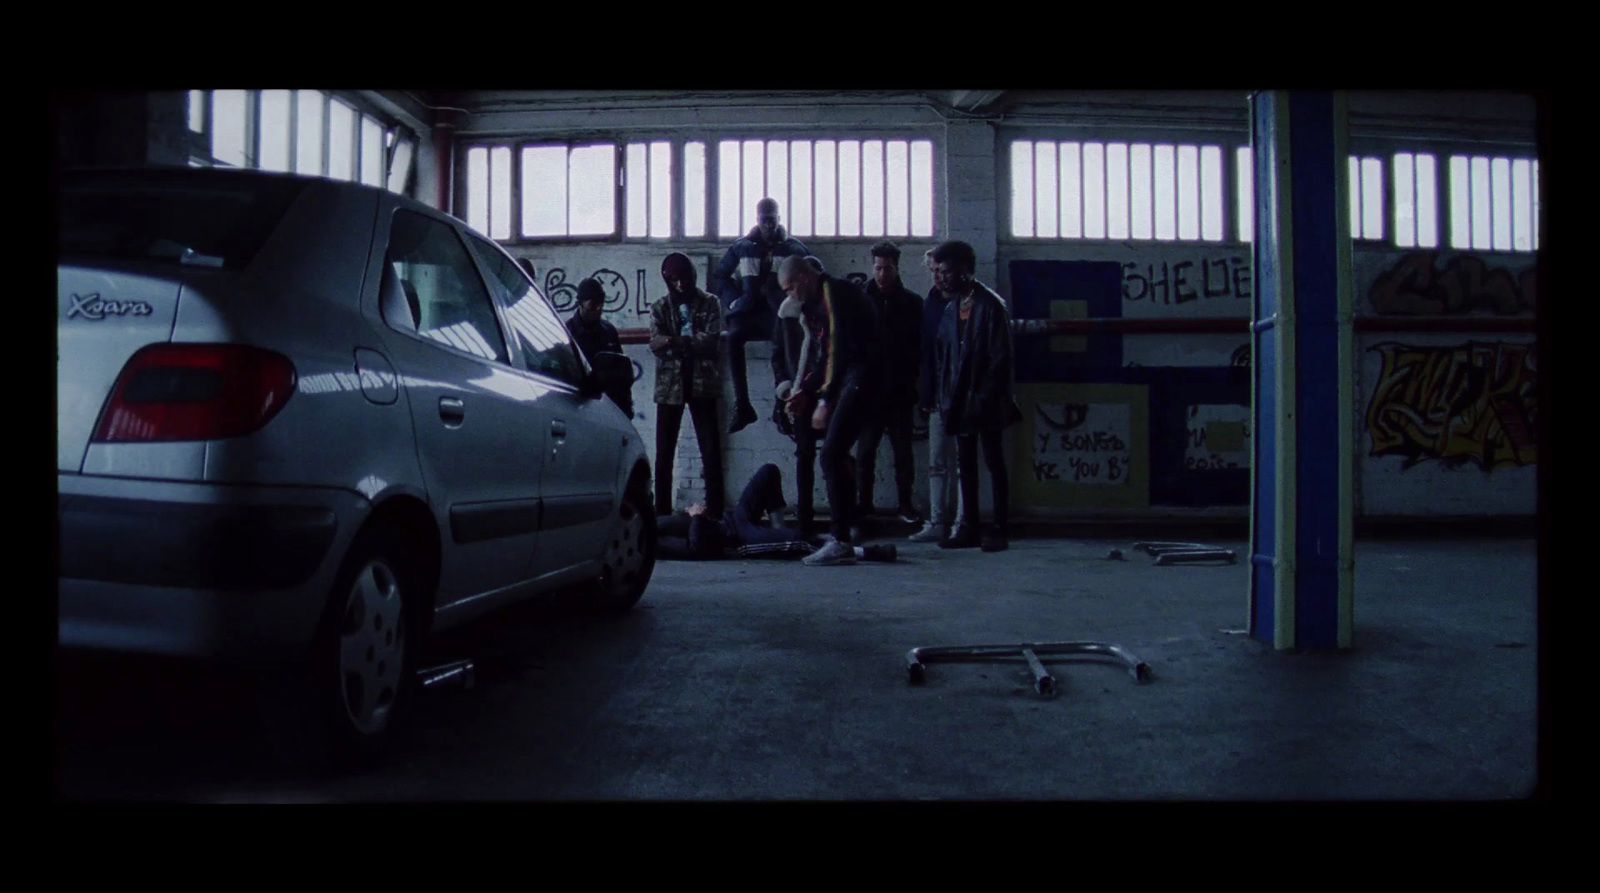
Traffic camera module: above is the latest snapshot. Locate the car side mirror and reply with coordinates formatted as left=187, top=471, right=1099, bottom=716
left=590, top=351, right=633, bottom=395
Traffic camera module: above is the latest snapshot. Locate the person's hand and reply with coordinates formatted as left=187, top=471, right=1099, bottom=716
left=919, top=404, right=933, bottom=417
left=811, top=401, right=832, bottom=431
left=686, top=503, right=707, bottom=517
left=649, top=335, right=670, bottom=352
left=785, top=390, right=809, bottom=421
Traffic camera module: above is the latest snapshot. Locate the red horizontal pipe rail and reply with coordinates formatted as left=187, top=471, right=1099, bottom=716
left=615, top=314, right=1535, bottom=345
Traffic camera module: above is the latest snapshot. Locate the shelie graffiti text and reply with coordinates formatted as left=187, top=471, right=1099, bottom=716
left=1365, top=341, right=1536, bottom=470
left=1122, top=257, right=1251, bottom=304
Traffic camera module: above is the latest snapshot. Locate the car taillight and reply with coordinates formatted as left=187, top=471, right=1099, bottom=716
left=92, top=344, right=297, bottom=442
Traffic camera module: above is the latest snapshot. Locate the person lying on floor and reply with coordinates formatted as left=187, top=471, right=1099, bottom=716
left=658, top=462, right=896, bottom=564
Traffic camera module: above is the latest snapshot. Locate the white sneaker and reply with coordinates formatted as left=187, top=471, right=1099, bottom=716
left=908, top=521, right=946, bottom=543
left=803, top=539, right=857, bottom=566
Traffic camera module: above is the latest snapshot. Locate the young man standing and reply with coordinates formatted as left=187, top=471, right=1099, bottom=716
left=929, top=240, right=1022, bottom=553
left=855, top=241, right=924, bottom=523
left=911, top=249, right=964, bottom=543
left=775, top=255, right=883, bottom=567
left=712, top=198, right=810, bottom=434
left=650, top=253, right=726, bottom=517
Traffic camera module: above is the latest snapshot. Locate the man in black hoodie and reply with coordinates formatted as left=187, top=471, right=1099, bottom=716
left=854, top=240, right=924, bottom=523
left=566, top=277, right=632, bottom=418
left=712, top=197, right=810, bottom=434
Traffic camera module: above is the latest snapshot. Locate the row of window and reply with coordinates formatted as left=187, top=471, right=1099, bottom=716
left=464, top=139, right=937, bottom=242
left=186, top=90, right=416, bottom=194
left=465, top=134, right=1540, bottom=254
left=1014, top=140, right=1540, bottom=252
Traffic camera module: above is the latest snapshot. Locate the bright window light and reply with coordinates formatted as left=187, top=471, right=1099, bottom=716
left=296, top=90, right=324, bottom=176
left=814, top=141, right=836, bottom=237
left=522, top=145, right=566, bottom=237
left=886, top=140, right=909, bottom=238
left=212, top=90, right=248, bottom=168
left=1060, top=142, right=1081, bottom=238
left=1036, top=141, right=1059, bottom=239
left=684, top=142, right=706, bottom=238
left=1154, top=145, right=1176, bottom=240
left=1131, top=144, right=1153, bottom=240
left=328, top=101, right=355, bottom=181
left=790, top=141, right=812, bottom=237
left=467, top=147, right=489, bottom=235
left=489, top=146, right=512, bottom=240
left=361, top=116, right=385, bottom=187
left=1236, top=146, right=1253, bottom=243
left=1107, top=143, right=1129, bottom=240
left=718, top=140, right=741, bottom=238
left=568, top=144, right=615, bottom=236
left=1200, top=146, right=1222, bottom=241
left=1011, top=141, right=1034, bottom=238
left=839, top=140, right=861, bottom=238
left=626, top=144, right=648, bottom=238
left=862, top=140, right=884, bottom=237
left=259, top=90, right=291, bottom=173
left=910, top=140, right=933, bottom=237
left=650, top=141, right=671, bottom=238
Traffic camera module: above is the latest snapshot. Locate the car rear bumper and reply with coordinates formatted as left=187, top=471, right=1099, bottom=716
left=57, top=474, right=370, bottom=661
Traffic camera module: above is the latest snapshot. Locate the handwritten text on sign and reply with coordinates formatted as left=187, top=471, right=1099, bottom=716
left=1033, top=403, right=1133, bottom=484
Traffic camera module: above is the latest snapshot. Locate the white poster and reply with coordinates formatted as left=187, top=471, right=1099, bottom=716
left=1031, top=402, right=1133, bottom=485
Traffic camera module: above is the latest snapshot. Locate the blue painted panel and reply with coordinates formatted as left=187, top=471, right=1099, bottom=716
left=1008, top=260, right=1124, bottom=381
left=1250, top=93, right=1279, bottom=640
left=1288, top=91, right=1341, bottom=649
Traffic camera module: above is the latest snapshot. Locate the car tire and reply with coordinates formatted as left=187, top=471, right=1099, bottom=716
left=306, top=527, right=419, bottom=768
left=593, top=482, right=656, bottom=613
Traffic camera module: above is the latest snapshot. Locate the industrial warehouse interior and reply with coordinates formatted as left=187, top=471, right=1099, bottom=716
left=53, top=89, right=1548, bottom=802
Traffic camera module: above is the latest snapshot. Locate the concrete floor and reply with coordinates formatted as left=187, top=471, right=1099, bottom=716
left=53, top=532, right=1539, bottom=801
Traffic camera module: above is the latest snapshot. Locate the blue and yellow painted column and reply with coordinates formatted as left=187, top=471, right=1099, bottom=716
left=1248, top=91, right=1355, bottom=650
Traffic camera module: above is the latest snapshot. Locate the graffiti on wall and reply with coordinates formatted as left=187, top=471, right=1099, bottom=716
left=1184, top=404, right=1251, bottom=471
left=1368, top=252, right=1536, bottom=316
left=1032, top=403, right=1133, bottom=484
left=1122, top=256, right=1251, bottom=304
left=543, top=268, right=652, bottom=316
left=1366, top=341, right=1537, bottom=470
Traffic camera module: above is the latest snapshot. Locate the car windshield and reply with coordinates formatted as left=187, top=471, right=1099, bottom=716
left=58, top=170, right=308, bottom=271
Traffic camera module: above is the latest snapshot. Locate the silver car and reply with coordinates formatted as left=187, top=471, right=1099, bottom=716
left=57, top=167, right=656, bottom=764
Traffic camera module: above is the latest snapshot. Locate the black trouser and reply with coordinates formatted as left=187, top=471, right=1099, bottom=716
left=655, top=397, right=724, bottom=516
left=818, top=378, right=873, bottom=541
left=793, top=426, right=820, bottom=536
left=725, top=310, right=779, bottom=412
left=657, top=462, right=791, bottom=551
left=957, top=426, right=1009, bottom=536
left=855, top=399, right=916, bottom=511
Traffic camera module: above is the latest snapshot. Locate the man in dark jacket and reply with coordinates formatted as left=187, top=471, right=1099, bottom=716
left=930, top=240, right=1022, bottom=553
left=566, top=277, right=632, bottom=418
left=711, top=197, right=810, bottom=434
left=775, top=256, right=883, bottom=566
left=854, top=241, right=924, bottom=523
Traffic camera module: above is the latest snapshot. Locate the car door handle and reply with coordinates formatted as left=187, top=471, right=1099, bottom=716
left=550, top=420, right=568, bottom=438
left=439, top=397, right=465, bottom=425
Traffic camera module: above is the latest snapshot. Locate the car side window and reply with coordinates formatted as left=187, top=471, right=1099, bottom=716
left=464, top=234, right=586, bottom=387
left=382, top=210, right=509, bottom=364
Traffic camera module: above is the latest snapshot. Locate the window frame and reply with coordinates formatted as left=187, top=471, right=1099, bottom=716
left=182, top=89, right=416, bottom=196
left=1002, top=131, right=1247, bottom=246
left=459, top=228, right=589, bottom=389
left=459, top=130, right=942, bottom=246
left=380, top=208, right=514, bottom=367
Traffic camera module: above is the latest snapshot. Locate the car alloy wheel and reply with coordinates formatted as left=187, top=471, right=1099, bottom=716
left=335, top=554, right=407, bottom=737
left=596, top=487, right=655, bottom=611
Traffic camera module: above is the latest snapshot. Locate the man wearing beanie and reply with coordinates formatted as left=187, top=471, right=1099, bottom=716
left=711, top=197, right=810, bottom=435
left=566, top=277, right=632, bottom=418
left=650, top=253, right=726, bottom=517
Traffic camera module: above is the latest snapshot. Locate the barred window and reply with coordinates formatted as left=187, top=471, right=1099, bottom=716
left=1012, top=140, right=1227, bottom=242
left=183, top=90, right=414, bottom=194
left=1450, top=154, right=1539, bottom=252
left=717, top=138, right=934, bottom=239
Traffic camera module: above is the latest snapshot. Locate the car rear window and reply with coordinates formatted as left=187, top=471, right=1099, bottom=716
left=58, top=171, right=309, bottom=271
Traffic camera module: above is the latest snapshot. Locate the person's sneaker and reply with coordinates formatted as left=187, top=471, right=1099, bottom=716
left=897, top=504, right=923, bottom=524
left=803, top=538, right=857, bottom=566
left=980, top=532, right=1009, bottom=552
left=728, top=402, right=759, bottom=434
left=860, top=543, right=898, bottom=563
left=939, top=526, right=981, bottom=549
left=908, top=522, right=946, bottom=543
